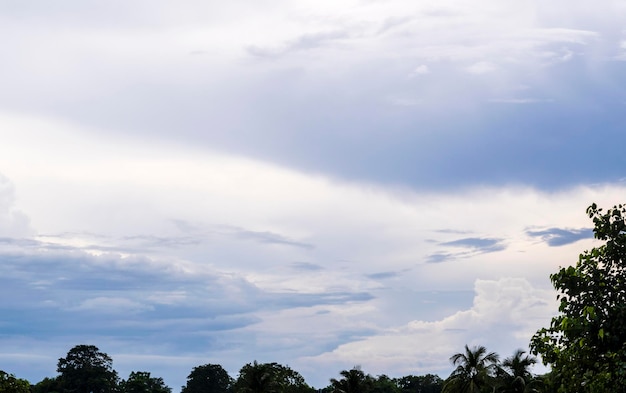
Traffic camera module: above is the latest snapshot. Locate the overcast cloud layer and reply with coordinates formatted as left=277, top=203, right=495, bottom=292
left=1, top=1, right=626, bottom=391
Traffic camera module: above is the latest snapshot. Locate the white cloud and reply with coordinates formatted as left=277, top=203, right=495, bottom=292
left=306, top=278, right=556, bottom=378
left=409, top=65, right=430, bottom=77
left=73, top=297, right=154, bottom=314
left=466, top=61, right=497, bottom=74
left=0, top=174, right=33, bottom=238
left=0, top=110, right=620, bottom=387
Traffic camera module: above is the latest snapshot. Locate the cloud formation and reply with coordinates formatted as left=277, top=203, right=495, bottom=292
left=307, top=278, right=556, bottom=378
left=526, top=227, right=593, bottom=246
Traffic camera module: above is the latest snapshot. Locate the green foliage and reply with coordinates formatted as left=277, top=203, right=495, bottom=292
left=32, top=377, right=63, bottom=393
left=182, top=364, right=233, bottom=393
left=119, top=371, right=171, bottom=393
left=371, top=375, right=399, bottom=393
left=396, top=374, right=443, bottom=393
left=330, top=367, right=374, bottom=393
left=530, top=204, right=626, bottom=392
left=0, top=370, right=30, bottom=393
left=57, top=344, right=118, bottom=393
left=234, top=361, right=314, bottom=393
left=442, top=345, right=499, bottom=393
left=496, top=350, right=540, bottom=393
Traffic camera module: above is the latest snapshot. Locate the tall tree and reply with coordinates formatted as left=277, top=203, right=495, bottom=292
left=531, top=204, right=626, bottom=391
left=442, top=345, right=499, bottom=393
left=57, top=344, right=118, bottom=393
left=0, top=370, right=30, bottom=393
left=182, top=364, right=233, bottom=393
left=330, top=367, right=374, bottom=393
left=120, top=371, right=171, bottom=393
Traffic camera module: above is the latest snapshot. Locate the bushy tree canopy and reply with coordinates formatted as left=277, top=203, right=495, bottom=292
left=396, top=374, right=443, bottom=393
left=120, top=371, right=171, bottom=393
left=57, top=344, right=118, bottom=393
left=234, top=362, right=314, bottom=393
left=531, top=203, right=626, bottom=392
left=0, top=370, right=31, bottom=393
left=182, top=364, right=233, bottom=393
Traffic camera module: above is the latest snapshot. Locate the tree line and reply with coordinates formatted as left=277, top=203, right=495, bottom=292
left=4, top=203, right=626, bottom=393
left=0, top=344, right=444, bottom=393
left=0, top=343, right=548, bottom=393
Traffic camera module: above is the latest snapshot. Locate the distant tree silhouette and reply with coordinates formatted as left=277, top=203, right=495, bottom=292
left=57, top=344, right=118, bottom=393
left=182, top=364, right=233, bottom=393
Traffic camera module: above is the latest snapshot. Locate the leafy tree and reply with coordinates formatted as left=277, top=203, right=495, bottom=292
left=530, top=203, right=626, bottom=392
left=497, top=350, right=539, bottom=393
left=442, top=345, right=499, bottom=393
left=120, top=371, right=171, bottom=393
left=371, top=375, right=399, bottom=393
left=0, top=370, right=30, bottom=393
left=57, top=344, right=118, bottom=393
left=182, top=364, right=233, bottom=393
left=32, top=377, right=63, bottom=393
left=235, top=362, right=278, bottom=393
left=397, top=374, right=443, bottom=393
left=234, top=362, right=313, bottom=393
left=330, top=367, right=374, bottom=393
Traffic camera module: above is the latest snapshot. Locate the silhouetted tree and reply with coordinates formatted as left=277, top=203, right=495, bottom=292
left=330, top=367, right=374, bottom=393
left=57, top=344, right=118, bottom=393
left=182, top=364, right=233, bottom=393
left=497, top=350, right=539, bottom=393
left=397, top=374, right=443, bottom=393
left=235, top=362, right=313, bottom=393
left=120, top=371, right=171, bottom=393
left=371, top=375, right=399, bottom=393
left=32, top=377, right=63, bottom=393
left=442, top=345, right=499, bottom=393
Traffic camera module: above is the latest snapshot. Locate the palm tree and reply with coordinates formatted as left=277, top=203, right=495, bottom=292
left=236, top=362, right=279, bottom=393
left=442, top=345, right=499, bottom=393
left=498, top=350, right=539, bottom=393
left=330, top=367, right=374, bottom=393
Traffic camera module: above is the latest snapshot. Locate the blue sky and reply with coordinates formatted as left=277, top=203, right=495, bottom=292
left=1, top=0, right=626, bottom=391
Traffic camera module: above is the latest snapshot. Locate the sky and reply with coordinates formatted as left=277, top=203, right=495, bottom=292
left=1, top=0, right=626, bottom=390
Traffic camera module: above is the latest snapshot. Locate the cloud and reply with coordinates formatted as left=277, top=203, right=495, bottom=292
left=0, top=1, right=623, bottom=192
left=307, top=277, right=556, bottom=379
left=0, top=174, right=32, bottom=238
left=488, top=98, right=555, bottom=104
left=526, top=227, right=593, bottom=246
left=409, top=65, right=430, bottom=77
left=291, top=262, right=324, bottom=271
left=73, top=297, right=154, bottom=314
left=366, top=271, right=400, bottom=280
left=465, top=61, right=497, bottom=74
left=427, top=238, right=506, bottom=263
left=246, top=30, right=350, bottom=59
left=223, top=227, right=315, bottom=250
left=440, top=237, right=505, bottom=250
